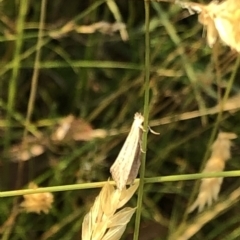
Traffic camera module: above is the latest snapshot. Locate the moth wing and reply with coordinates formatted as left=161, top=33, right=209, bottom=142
left=126, top=142, right=141, bottom=185
left=110, top=125, right=141, bottom=190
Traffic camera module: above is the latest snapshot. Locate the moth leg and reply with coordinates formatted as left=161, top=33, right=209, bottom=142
left=140, top=124, right=146, bottom=132
left=140, top=141, right=146, bottom=153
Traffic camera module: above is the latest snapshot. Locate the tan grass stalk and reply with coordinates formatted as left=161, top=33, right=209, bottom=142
left=82, top=182, right=138, bottom=240
left=50, top=21, right=127, bottom=41
left=188, top=132, right=237, bottom=213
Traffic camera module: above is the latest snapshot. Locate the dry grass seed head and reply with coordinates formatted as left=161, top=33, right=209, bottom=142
left=102, top=208, right=136, bottom=240
left=107, top=207, right=137, bottom=228
left=101, top=225, right=126, bottom=240
left=91, top=195, right=102, bottom=227
left=117, top=182, right=139, bottom=209
left=188, top=132, right=237, bottom=213
left=181, top=0, right=240, bottom=51
left=20, top=182, right=54, bottom=214
left=82, top=181, right=138, bottom=240
left=211, top=132, right=237, bottom=161
left=81, top=213, right=91, bottom=240
left=100, top=182, right=120, bottom=217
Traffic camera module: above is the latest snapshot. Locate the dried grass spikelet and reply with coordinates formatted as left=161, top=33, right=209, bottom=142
left=82, top=181, right=138, bottom=240
left=180, top=0, right=240, bottom=51
left=51, top=114, right=107, bottom=142
left=188, top=132, right=237, bottom=213
left=50, top=21, right=128, bottom=42
left=20, top=182, right=54, bottom=214
left=9, top=135, right=45, bottom=162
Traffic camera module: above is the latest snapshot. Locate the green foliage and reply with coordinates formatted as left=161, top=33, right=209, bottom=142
left=1, top=0, right=240, bottom=239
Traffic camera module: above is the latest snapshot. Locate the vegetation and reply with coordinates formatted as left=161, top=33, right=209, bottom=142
left=0, top=0, right=240, bottom=239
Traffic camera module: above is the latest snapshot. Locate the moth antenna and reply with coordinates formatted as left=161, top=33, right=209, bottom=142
left=148, top=126, right=160, bottom=135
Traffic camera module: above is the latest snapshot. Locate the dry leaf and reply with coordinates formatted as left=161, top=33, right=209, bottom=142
left=180, top=0, right=240, bottom=51
left=9, top=135, right=45, bottom=162
left=51, top=115, right=107, bottom=142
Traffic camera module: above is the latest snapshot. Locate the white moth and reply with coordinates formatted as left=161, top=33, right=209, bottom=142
left=110, top=113, right=144, bottom=190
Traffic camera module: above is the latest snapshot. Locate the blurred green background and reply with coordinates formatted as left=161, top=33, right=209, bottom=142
left=0, top=0, right=240, bottom=239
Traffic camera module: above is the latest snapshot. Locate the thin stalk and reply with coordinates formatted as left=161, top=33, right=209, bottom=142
left=4, top=0, right=29, bottom=153
left=202, top=55, right=240, bottom=164
left=152, top=2, right=207, bottom=125
left=134, top=1, right=151, bottom=238
left=0, top=171, right=240, bottom=197
left=17, top=0, right=47, bottom=189
left=24, top=0, right=46, bottom=137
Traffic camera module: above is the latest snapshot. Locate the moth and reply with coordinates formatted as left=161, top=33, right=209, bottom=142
left=179, top=0, right=240, bottom=51
left=110, top=113, right=144, bottom=190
